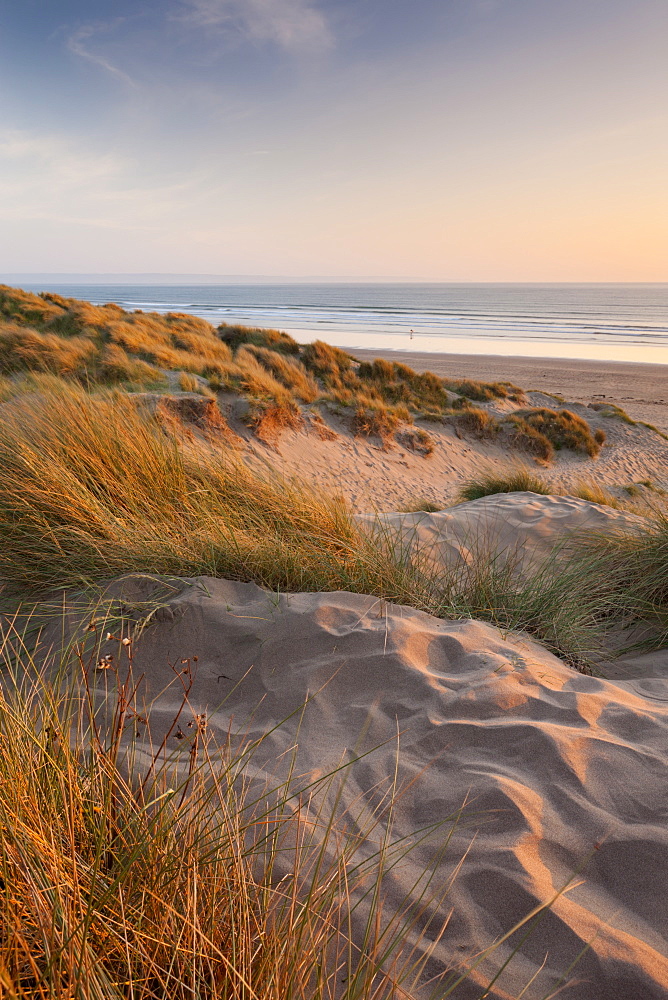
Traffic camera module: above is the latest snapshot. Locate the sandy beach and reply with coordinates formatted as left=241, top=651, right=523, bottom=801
left=350, top=349, right=668, bottom=434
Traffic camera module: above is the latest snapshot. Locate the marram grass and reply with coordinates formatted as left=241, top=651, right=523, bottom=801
left=0, top=376, right=665, bottom=665
left=0, top=377, right=639, bottom=667
left=0, top=376, right=373, bottom=595
left=0, top=283, right=609, bottom=459
left=456, top=467, right=624, bottom=509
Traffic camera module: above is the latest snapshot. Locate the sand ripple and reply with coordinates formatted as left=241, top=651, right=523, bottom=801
left=115, top=576, right=668, bottom=999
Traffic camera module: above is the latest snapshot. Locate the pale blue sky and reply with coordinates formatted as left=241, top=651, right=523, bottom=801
left=1, top=0, right=666, bottom=279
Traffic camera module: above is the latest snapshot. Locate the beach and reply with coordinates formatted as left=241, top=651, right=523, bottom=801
left=351, top=349, right=668, bottom=433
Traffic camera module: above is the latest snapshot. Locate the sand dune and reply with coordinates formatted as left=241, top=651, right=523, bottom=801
left=227, top=388, right=668, bottom=513
left=5, top=289, right=668, bottom=997
left=357, top=491, right=645, bottom=577
left=80, top=547, right=668, bottom=999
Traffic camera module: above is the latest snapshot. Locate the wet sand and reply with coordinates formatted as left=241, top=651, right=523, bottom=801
left=350, top=349, right=668, bottom=433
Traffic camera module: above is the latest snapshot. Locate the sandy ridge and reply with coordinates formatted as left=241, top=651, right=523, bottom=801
left=226, top=387, right=668, bottom=512
left=96, top=571, right=668, bottom=1000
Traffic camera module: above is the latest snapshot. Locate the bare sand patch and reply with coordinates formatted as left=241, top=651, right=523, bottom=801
left=80, top=572, right=668, bottom=999
left=230, top=387, right=668, bottom=512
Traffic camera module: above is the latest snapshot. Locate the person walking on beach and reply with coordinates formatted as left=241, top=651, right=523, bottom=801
left=409, top=328, right=414, bottom=340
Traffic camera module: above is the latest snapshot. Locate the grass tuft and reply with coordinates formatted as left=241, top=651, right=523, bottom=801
left=454, top=408, right=500, bottom=440
left=588, top=401, right=636, bottom=424
left=567, top=479, right=622, bottom=509
left=246, top=396, right=304, bottom=443
left=240, top=344, right=319, bottom=402
left=441, top=378, right=525, bottom=403
left=396, top=426, right=435, bottom=456
left=580, top=512, right=668, bottom=646
left=218, top=323, right=301, bottom=355
left=456, top=467, right=627, bottom=510
left=457, top=469, right=551, bottom=502
left=503, top=407, right=603, bottom=460
left=352, top=403, right=407, bottom=441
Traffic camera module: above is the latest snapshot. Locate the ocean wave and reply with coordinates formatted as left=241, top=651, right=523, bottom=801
left=17, top=281, right=668, bottom=363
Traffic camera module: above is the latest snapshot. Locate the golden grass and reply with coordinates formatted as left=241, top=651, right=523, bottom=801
left=148, top=394, right=241, bottom=448
left=0, top=378, right=364, bottom=594
left=246, top=397, right=304, bottom=443
left=503, top=418, right=554, bottom=461
left=456, top=468, right=552, bottom=502
left=454, top=408, right=500, bottom=439
left=177, top=372, right=205, bottom=393
left=218, top=323, right=302, bottom=355
left=567, top=479, right=621, bottom=509
left=356, top=360, right=453, bottom=413
left=442, top=378, right=525, bottom=403
left=0, top=322, right=98, bottom=376
left=240, top=345, right=319, bottom=403
left=235, top=347, right=301, bottom=400
left=301, top=340, right=356, bottom=381
left=0, top=285, right=615, bottom=455
left=456, top=466, right=627, bottom=510
left=504, top=408, right=603, bottom=459
left=0, top=284, right=64, bottom=325
left=352, top=403, right=408, bottom=441
left=0, top=376, right=633, bottom=666
left=0, top=287, right=235, bottom=383
left=99, top=344, right=167, bottom=387
left=0, top=625, right=455, bottom=999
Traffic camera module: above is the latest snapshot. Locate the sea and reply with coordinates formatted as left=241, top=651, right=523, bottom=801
left=15, top=282, right=668, bottom=365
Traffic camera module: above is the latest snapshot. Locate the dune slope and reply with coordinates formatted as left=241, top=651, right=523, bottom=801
left=86, top=574, right=668, bottom=1000
left=358, top=491, right=646, bottom=576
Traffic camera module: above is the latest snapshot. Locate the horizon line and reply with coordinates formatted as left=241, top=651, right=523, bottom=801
left=2, top=273, right=667, bottom=286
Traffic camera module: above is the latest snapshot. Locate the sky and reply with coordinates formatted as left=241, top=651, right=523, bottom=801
left=0, top=0, right=666, bottom=281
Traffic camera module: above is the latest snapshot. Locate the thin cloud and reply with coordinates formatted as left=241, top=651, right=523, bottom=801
left=182, top=0, right=333, bottom=53
left=0, top=129, right=218, bottom=232
left=0, top=131, right=126, bottom=188
left=0, top=130, right=133, bottom=227
left=68, top=23, right=138, bottom=88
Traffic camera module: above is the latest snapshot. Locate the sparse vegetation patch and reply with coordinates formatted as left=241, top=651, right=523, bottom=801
left=457, top=469, right=551, bottom=502
left=352, top=402, right=406, bottom=441
left=246, top=396, right=304, bottom=443
left=396, top=426, right=435, bottom=455
left=454, top=407, right=500, bottom=440
left=456, top=467, right=628, bottom=510
left=503, top=407, right=603, bottom=460
left=0, top=285, right=619, bottom=456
